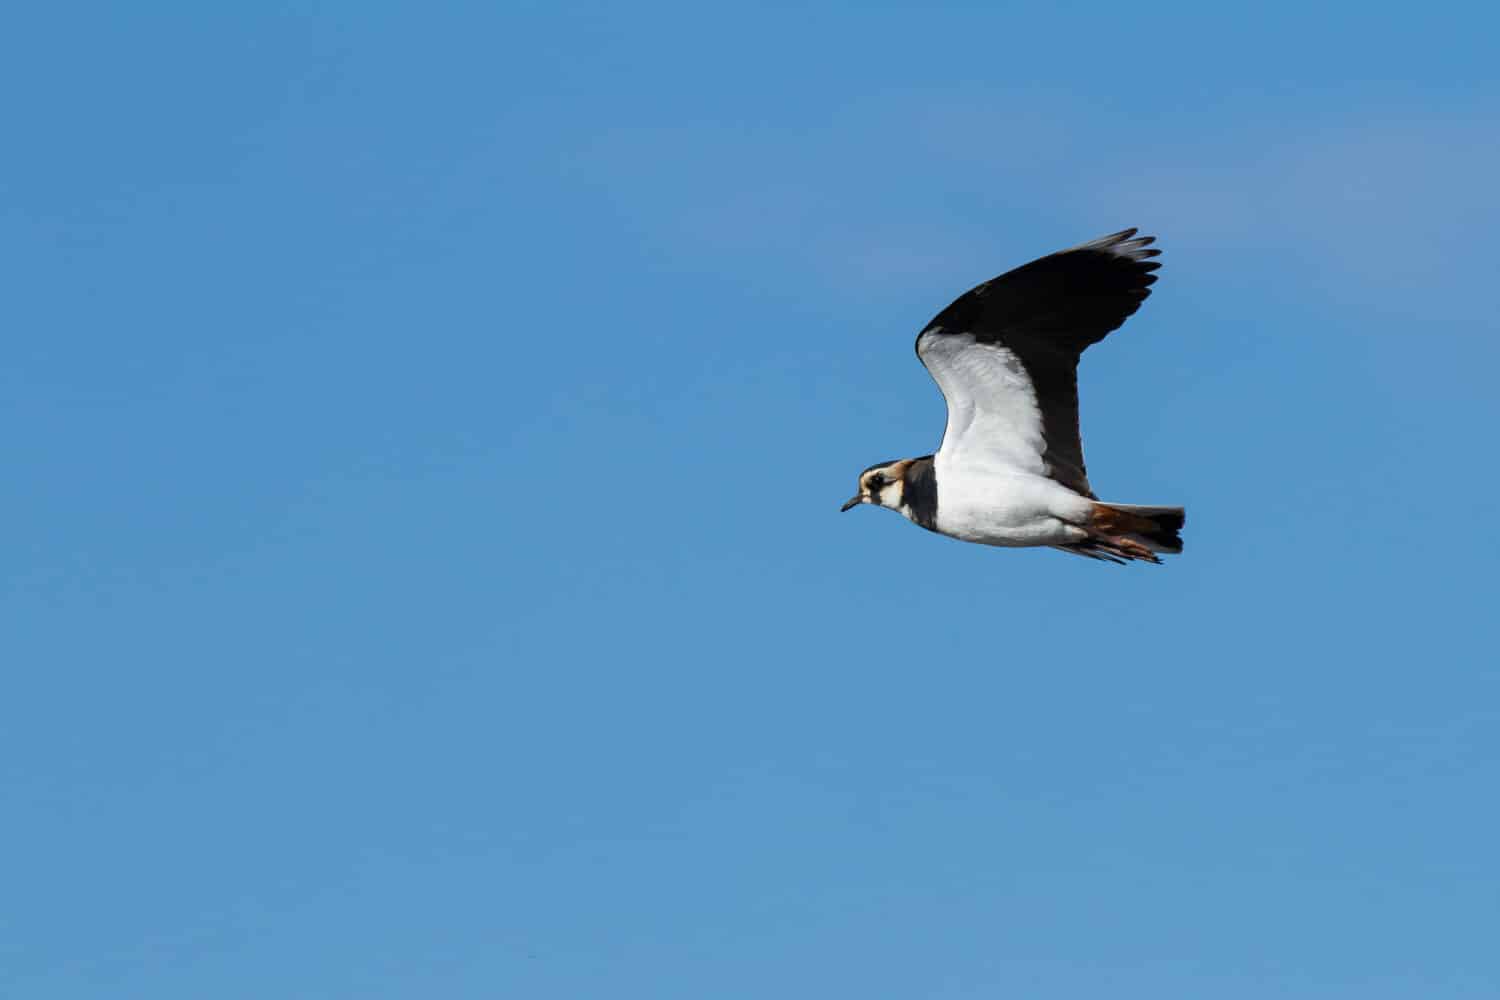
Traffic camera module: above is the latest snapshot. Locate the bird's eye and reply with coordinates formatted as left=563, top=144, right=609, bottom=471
left=868, top=475, right=885, bottom=489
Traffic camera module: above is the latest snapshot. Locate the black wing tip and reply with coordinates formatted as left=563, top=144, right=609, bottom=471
left=1073, top=227, right=1163, bottom=263
left=915, top=225, right=1165, bottom=352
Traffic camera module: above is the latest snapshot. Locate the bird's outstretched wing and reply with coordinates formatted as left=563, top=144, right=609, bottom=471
left=914, top=228, right=1161, bottom=498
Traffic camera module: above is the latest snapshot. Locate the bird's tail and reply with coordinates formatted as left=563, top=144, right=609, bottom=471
left=1063, top=503, right=1185, bottom=565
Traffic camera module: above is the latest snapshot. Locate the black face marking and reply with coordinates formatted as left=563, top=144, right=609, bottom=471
left=903, top=455, right=938, bottom=530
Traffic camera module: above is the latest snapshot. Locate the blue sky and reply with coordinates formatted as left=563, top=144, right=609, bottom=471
left=5, top=3, right=1499, bottom=998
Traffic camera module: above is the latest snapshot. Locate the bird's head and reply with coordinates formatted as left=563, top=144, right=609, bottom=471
left=841, top=459, right=910, bottom=513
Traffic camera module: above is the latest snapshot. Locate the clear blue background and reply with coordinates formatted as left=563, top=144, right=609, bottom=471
left=5, top=3, right=1498, bottom=997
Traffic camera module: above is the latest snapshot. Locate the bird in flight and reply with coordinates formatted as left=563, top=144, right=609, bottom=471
left=841, top=228, right=1184, bottom=564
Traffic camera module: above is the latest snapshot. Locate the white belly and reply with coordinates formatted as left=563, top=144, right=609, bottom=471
left=933, top=460, right=1093, bottom=548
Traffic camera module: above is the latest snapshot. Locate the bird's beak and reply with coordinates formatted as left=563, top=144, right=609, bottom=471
left=840, top=494, right=864, bottom=512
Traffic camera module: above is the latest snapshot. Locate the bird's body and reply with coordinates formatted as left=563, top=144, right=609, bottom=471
left=930, top=463, right=1093, bottom=548
left=842, top=229, right=1185, bottom=565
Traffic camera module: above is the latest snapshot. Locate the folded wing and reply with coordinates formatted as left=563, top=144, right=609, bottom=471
left=914, top=228, right=1162, bottom=497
